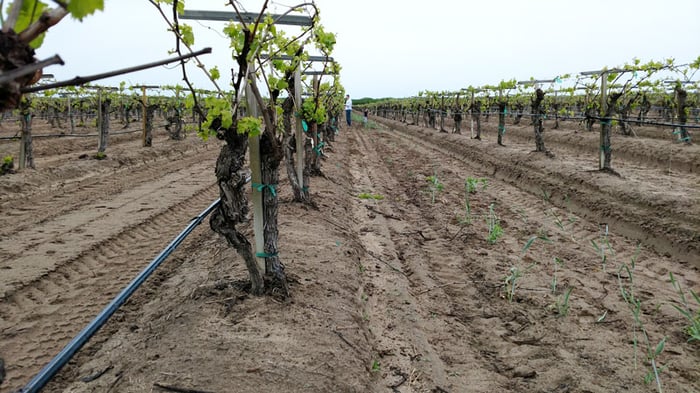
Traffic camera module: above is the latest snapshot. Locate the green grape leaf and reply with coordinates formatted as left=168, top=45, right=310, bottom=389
left=275, top=78, right=288, bottom=91
left=313, top=24, right=336, bottom=52
left=14, top=0, right=48, bottom=48
left=179, top=24, right=194, bottom=46
left=237, top=116, right=262, bottom=136
left=209, top=66, right=220, bottom=81
left=691, top=55, right=700, bottom=69
left=154, top=0, right=185, bottom=15
left=67, top=0, right=104, bottom=21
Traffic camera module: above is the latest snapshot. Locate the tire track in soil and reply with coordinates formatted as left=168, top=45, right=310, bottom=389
left=0, top=155, right=219, bottom=391
left=377, top=120, right=696, bottom=290
left=348, top=127, right=502, bottom=392
left=377, top=130, right=581, bottom=391
left=505, top=125, right=700, bottom=174
left=0, top=125, right=154, bottom=202
left=0, top=155, right=218, bottom=297
left=380, top=119, right=699, bottom=267
left=0, top=138, right=214, bottom=237
left=365, top=127, right=567, bottom=390
left=362, top=121, right=700, bottom=391
left=443, top=117, right=700, bottom=174
left=407, top=118, right=699, bottom=227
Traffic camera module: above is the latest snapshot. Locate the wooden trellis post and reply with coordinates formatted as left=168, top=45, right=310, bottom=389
left=18, top=101, right=32, bottom=169
left=135, top=85, right=159, bottom=147
left=470, top=90, right=475, bottom=138
left=294, top=66, right=304, bottom=187
left=97, top=89, right=108, bottom=153
left=244, top=61, right=267, bottom=273
left=67, top=95, right=74, bottom=134
left=97, top=89, right=107, bottom=153
left=599, top=73, right=608, bottom=170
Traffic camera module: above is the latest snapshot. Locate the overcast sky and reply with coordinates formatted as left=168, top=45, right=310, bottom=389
left=35, top=0, right=700, bottom=99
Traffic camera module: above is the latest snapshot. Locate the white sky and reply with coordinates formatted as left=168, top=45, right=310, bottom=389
left=35, top=0, right=700, bottom=99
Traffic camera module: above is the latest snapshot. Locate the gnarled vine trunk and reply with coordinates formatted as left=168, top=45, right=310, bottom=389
left=166, top=111, right=184, bottom=140
left=283, top=119, right=309, bottom=203
left=676, top=87, right=691, bottom=144
left=453, top=108, right=462, bottom=134
left=18, top=100, right=34, bottom=169
left=471, top=101, right=482, bottom=140
left=210, top=130, right=265, bottom=295
left=308, top=121, right=323, bottom=176
left=281, top=89, right=310, bottom=203
left=497, top=101, right=506, bottom=146
left=259, top=125, right=289, bottom=297
left=439, top=98, right=447, bottom=132
left=600, top=92, right=622, bottom=170
left=513, top=103, right=523, bottom=125
left=143, top=104, right=156, bottom=147
left=532, top=88, right=551, bottom=156
left=97, top=98, right=110, bottom=153
left=637, top=95, right=650, bottom=122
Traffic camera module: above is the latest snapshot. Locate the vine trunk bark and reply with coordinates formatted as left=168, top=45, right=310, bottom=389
left=259, top=126, right=289, bottom=297
left=18, top=100, right=33, bottom=169
left=601, top=92, right=622, bottom=170
left=471, top=101, right=482, bottom=140
left=97, top=98, right=110, bottom=153
left=453, top=108, right=462, bottom=134
left=497, top=101, right=506, bottom=146
left=143, top=104, right=156, bottom=147
left=210, top=130, right=265, bottom=295
left=676, top=87, right=691, bottom=144
left=532, top=89, right=551, bottom=156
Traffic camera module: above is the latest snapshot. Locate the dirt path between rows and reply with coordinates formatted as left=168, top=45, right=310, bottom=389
left=1, top=120, right=698, bottom=392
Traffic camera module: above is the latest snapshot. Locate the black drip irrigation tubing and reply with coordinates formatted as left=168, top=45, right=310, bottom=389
left=19, top=197, right=222, bottom=393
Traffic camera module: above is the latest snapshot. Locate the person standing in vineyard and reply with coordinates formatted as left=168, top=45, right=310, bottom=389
left=345, top=94, right=352, bottom=126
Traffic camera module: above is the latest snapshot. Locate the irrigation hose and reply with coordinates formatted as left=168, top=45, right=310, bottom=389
left=20, top=198, right=222, bottom=393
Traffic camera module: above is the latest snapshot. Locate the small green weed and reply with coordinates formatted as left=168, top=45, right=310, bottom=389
left=465, top=177, right=488, bottom=193
left=425, top=174, right=444, bottom=204
left=669, top=272, right=700, bottom=343
left=1, top=155, right=14, bottom=175
left=517, top=208, right=528, bottom=223
left=551, top=257, right=564, bottom=295
left=460, top=177, right=488, bottom=225
left=541, top=188, right=551, bottom=203
left=555, top=287, right=573, bottom=317
left=358, top=192, right=384, bottom=200
left=487, top=203, right=503, bottom=244
left=503, top=263, right=536, bottom=303
left=504, top=266, right=523, bottom=302
left=591, top=223, right=614, bottom=272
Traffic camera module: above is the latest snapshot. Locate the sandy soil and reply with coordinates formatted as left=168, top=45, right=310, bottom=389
left=0, top=116, right=698, bottom=393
